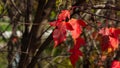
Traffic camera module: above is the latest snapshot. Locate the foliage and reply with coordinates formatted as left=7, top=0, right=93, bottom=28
left=1, top=0, right=120, bottom=68
left=49, top=1, right=120, bottom=67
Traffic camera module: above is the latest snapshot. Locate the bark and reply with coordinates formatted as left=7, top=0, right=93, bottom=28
left=18, top=0, right=32, bottom=67
left=18, top=0, right=55, bottom=68
left=5, top=0, right=22, bottom=68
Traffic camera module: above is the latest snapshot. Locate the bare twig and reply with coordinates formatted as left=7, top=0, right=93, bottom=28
left=79, top=9, right=120, bottom=22
left=10, top=0, right=22, bottom=15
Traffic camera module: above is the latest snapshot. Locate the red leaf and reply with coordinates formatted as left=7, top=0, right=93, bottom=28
left=75, top=37, right=86, bottom=49
left=68, top=19, right=82, bottom=39
left=77, top=19, right=87, bottom=27
left=65, top=22, right=74, bottom=30
left=49, top=21, right=57, bottom=27
left=58, top=10, right=70, bottom=21
left=69, top=37, right=85, bottom=67
left=52, top=21, right=73, bottom=47
left=99, top=27, right=110, bottom=36
left=110, top=60, right=120, bottom=68
left=115, top=29, right=120, bottom=35
left=100, top=36, right=110, bottom=51
left=69, top=48, right=82, bottom=66
left=99, top=27, right=120, bottom=51
left=53, top=28, right=66, bottom=47
left=49, top=20, right=61, bottom=27
left=109, top=36, right=119, bottom=51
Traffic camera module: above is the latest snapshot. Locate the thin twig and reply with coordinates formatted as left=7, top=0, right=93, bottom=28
left=79, top=9, right=120, bottom=22
left=0, top=50, right=28, bottom=54
left=10, top=0, right=22, bottom=15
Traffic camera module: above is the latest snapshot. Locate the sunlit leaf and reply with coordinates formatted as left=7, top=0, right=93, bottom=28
left=68, top=18, right=86, bottom=40
left=58, top=10, right=70, bottom=21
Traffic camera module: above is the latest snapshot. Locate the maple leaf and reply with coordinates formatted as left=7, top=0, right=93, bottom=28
left=74, top=37, right=86, bottom=49
left=110, top=60, right=120, bottom=68
left=115, top=28, right=120, bottom=34
left=99, top=27, right=110, bottom=36
left=50, top=9, right=73, bottom=47
left=100, top=35, right=110, bottom=51
left=50, top=20, right=73, bottom=30
left=109, top=36, right=119, bottom=51
left=69, top=37, right=85, bottom=66
left=49, top=20, right=62, bottom=27
left=53, top=28, right=66, bottom=47
left=69, top=48, right=82, bottom=66
left=99, top=27, right=120, bottom=51
left=77, top=19, right=87, bottom=27
left=58, top=10, right=70, bottom=21
left=49, top=21, right=57, bottom=27
left=68, top=18, right=86, bottom=40
left=52, top=21, right=73, bottom=47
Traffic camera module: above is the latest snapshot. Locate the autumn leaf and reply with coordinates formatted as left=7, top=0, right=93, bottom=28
left=58, top=10, right=70, bottom=21
left=68, top=18, right=86, bottom=40
left=49, top=21, right=57, bottom=27
left=50, top=9, right=74, bottom=47
left=99, top=27, right=110, bottom=36
left=69, top=37, right=85, bottom=66
left=65, top=22, right=74, bottom=30
left=115, top=28, right=120, bottom=36
left=77, top=19, right=87, bottom=27
left=110, top=60, right=120, bottom=68
left=50, top=10, right=86, bottom=67
left=69, top=48, right=82, bottom=66
left=52, top=21, right=73, bottom=47
left=74, top=37, right=86, bottom=48
left=53, top=28, right=66, bottom=47
left=100, top=35, right=110, bottom=51
left=99, top=27, right=120, bottom=52
left=109, top=36, right=119, bottom=51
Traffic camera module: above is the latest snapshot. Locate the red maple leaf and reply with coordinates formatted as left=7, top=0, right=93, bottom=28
left=50, top=9, right=73, bottom=47
left=99, top=27, right=120, bottom=51
left=53, top=28, right=66, bottom=47
left=50, top=10, right=87, bottom=67
left=99, top=27, right=110, bottom=36
left=109, top=36, right=119, bottom=51
left=110, top=60, right=120, bottom=68
left=52, top=21, right=73, bottom=47
left=68, top=18, right=86, bottom=40
left=69, top=38, right=85, bottom=66
left=69, top=48, right=82, bottom=66
left=100, top=35, right=110, bottom=51
left=74, top=37, right=86, bottom=49
left=58, top=10, right=70, bottom=21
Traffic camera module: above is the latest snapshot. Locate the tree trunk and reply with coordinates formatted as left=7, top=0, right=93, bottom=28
left=18, top=0, right=55, bottom=68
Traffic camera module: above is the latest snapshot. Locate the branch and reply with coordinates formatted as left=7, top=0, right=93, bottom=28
left=74, top=4, right=120, bottom=11
left=92, top=4, right=120, bottom=11
left=10, top=0, right=22, bottom=15
left=27, top=33, right=53, bottom=68
left=79, top=9, right=120, bottom=22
